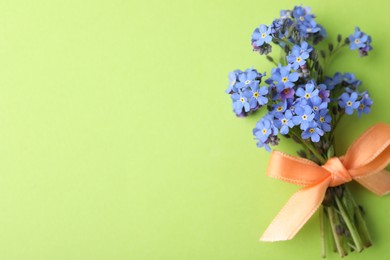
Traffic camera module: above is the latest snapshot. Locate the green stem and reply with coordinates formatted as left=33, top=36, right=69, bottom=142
left=335, top=196, right=363, bottom=252
left=344, top=188, right=372, bottom=248
left=329, top=112, right=345, bottom=144
left=275, top=38, right=295, bottom=48
left=327, top=206, right=347, bottom=257
left=306, top=140, right=327, bottom=164
left=290, top=128, right=327, bottom=164
left=322, top=42, right=348, bottom=76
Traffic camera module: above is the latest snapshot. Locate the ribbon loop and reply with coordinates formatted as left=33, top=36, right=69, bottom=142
left=261, top=123, right=390, bottom=242
left=322, top=157, right=352, bottom=187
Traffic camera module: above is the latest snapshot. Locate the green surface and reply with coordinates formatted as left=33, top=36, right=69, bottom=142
left=0, top=0, right=389, bottom=259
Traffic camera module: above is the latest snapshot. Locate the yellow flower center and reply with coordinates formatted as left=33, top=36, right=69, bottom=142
left=245, top=80, right=251, bottom=85
left=304, top=93, right=310, bottom=99
left=282, top=77, right=288, bottom=83
left=309, top=128, right=315, bottom=133
left=253, top=92, right=259, bottom=98
left=302, top=115, right=308, bottom=120
left=347, top=101, right=353, bottom=106
left=296, top=57, right=302, bottom=62
left=320, top=117, right=325, bottom=123
left=355, top=39, right=360, bottom=44
left=313, top=106, right=318, bottom=111
left=281, top=119, right=287, bottom=124
left=299, top=16, right=304, bottom=21
left=277, top=106, right=283, bottom=112
left=261, top=33, right=267, bottom=38
left=359, top=104, right=365, bottom=109
left=262, top=128, right=267, bottom=134
left=240, top=97, right=245, bottom=103
left=231, top=80, right=235, bottom=85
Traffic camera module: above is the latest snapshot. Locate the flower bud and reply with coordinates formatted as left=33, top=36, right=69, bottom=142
left=337, top=34, right=342, bottom=43
left=266, top=55, right=274, bottom=62
left=320, top=50, right=326, bottom=58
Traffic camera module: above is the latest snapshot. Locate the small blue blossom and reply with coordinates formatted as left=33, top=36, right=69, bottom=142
left=252, top=24, right=272, bottom=47
left=308, top=95, right=328, bottom=112
left=292, top=6, right=313, bottom=24
left=348, top=27, right=373, bottom=56
left=292, top=6, right=322, bottom=38
left=237, top=69, right=260, bottom=90
left=272, top=100, right=288, bottom=113
left=287, top=41, right=312, bottom=69
left=280, top=9, right=291, bottom=19
left=301, top=121, right=324, bottom=142
left=358, top=36, right=372, bottom=57
left=349, top=27, right=368, bottom=49
left=324, top=73, right=343, bottom=90
left=248, top=86, right=269, bottom=110
left=226, top=70, right=240, bottom=94
left=296, top=82, right=319, bottom=101
left=274, top=110, right=294, bottom=134
left=297, top=19, right=321, bottom=38
left=253, top=116, right=279, bottom=151
left=270, top=65, right=300, bottom=92
left=293, top=105, right=315, bottom=130
left=317, top=84, right=330, bottom=103
left=226, top=69, right=267, bottom=116
left=338, top=92, right=360, bottom=115
left=343, top=73, right=362, bottom=90
left=231, top=92, right=252, bottom=115
left=315, top=109, right=332, bottom=132
left=357, top=92, right=373, bottom=117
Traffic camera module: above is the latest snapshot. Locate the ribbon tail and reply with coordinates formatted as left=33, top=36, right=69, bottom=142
left=355, top=170, right=390, bottom=196
left=260, top=177, right=330, bottom=241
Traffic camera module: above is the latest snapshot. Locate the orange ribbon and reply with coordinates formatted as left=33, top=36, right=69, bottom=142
left=260, top=123, right=390, bottom=242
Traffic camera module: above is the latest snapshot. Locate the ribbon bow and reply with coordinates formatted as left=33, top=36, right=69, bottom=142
left=261, top=123, right=390, bottom=242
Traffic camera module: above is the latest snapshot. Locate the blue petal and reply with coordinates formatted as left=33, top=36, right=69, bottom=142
left=289, top=72, right=299, bottom=82
left=301, top=131, right=310, bottom=140
left=252, top=32, right=261, bottom=40
left=259, top=24, right=267, bottom=33
left=259, top=86, right=268, bottom=95
left=258, top=96, right=268, bottom=105
left=311, top=133, right=320, bottom=142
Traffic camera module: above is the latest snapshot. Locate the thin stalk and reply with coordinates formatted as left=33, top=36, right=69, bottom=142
left=322, top=42, right=348, bottom=77
left=327, top=206, right=347, bottom=257
left=290, top=128, right=327, bottom=164
left=344, top=187, right=372, bottom=248
left=335, top=196, right=363, bottom=252
left=305, top=140, right=327, bottom=164
left=329, top=112, right=345, bottom=144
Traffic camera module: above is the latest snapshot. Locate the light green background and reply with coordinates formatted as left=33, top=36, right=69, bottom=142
left=0, top=0, right=389, bottom=259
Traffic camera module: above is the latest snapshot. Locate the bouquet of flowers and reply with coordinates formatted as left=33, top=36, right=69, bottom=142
left=226, top=5, right=390, bottom=257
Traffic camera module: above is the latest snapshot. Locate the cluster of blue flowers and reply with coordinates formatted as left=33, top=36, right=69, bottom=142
left=252, top=6, right=326, bottom=55
left=227, top=5, right=373, bottom=151
left=226, top=68, right=268, bottom=117
left=252, top=70, right=372, bottom=151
